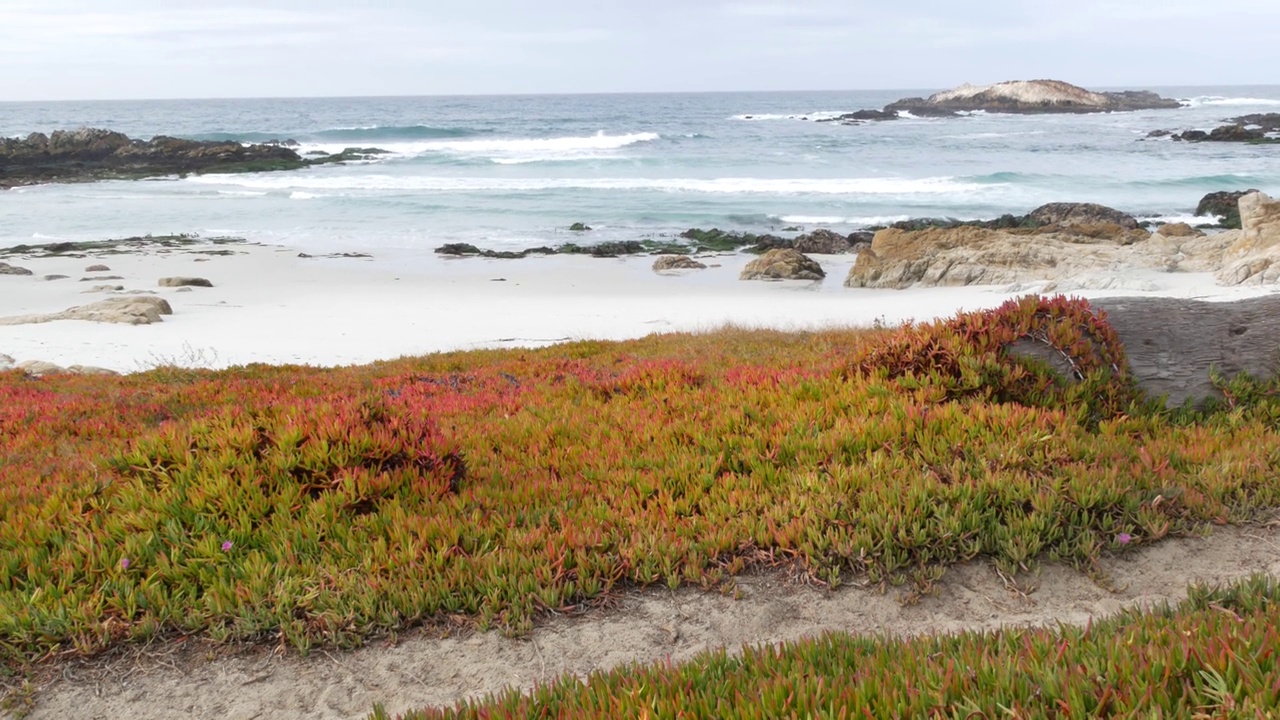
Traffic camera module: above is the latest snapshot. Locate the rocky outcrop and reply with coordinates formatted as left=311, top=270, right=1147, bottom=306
left=1155, top=222, right=1203, bottom=238
left=1197, top=190, right=1259, bottom=229
left=815, top=110, right=900, bottom=125
left=1027, top=202, right=1139, bottom=230
left=652, top=255, right=708, bottom=272
left=793, top=229, right=853, bottom=254
left=0, top=128, right=387, bottom=189
left=884, top=80, right=1180, bottom=116
left=0, top=295, right=173, bottom=325
left=740, top=249, right=825, bottom=281
left=159, top=276, right=213, bottom=288
left=1169, top=114, right=1280, bottom=144
left=1214, top=192, right=1280, bottom=285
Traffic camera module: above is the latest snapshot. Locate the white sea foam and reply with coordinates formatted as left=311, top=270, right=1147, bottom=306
left=293, top=131, right=658, bottom=164
left=732, top=111, right=848, bottom=122
left=776, top=214, right=915, bottom=226
left=1143, top=213, right=1215, bottom=226
left=186, top=174, right=987, bottom=196
left=1181, top=96, right=1280, bottom=108
left=290, top=191, right=322, bottom=200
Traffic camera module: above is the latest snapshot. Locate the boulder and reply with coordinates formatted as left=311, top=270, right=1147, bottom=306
left=1197, top=190, right=1259, bottom=229
left=85, top=264, right=111, bottom=272
left=793, top=229, right=853, bottom=254
left=83, top=285, right=125, bottom=293
left=740, top=249, right=825, bottom=281
left=0, top=353, right=13, bottom=371
left=158, top=276, right=213, bottom=288
left=1028, top=202, right=1139, bottom=230
left=68, top=365, right=120, bottom=376
left=42, top=274, right=70, bottom=281
left=17, top=360, right=66, bottom=377
left=0, top=295, right=173, bottom=326
left=653, top=255, right=708, bottom=272
left=1155, top=222, right=1204, bottom=238
left=80, top=275, right=124, bottom=281
left=0, top=262, right=33, bottom=276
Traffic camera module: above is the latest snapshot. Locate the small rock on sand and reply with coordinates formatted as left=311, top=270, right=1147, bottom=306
left=83, top=285, right=125, bottom=293
left=159, top=276, right=213, bottom=288
left=17, top=360, right=65, bottom=376
left=43, top=274, right=71, bottom=281
left=0, top=354, right=14, bottom=371
left=740, top=249, right=826, bottom=281
left=0, top=262, right=34, bottom=276
left=80, top=275, right=124, bottom=281
left=653, top=255, right=708, bottom=272
left=0, top=295, right=173, bottom=326
left=85, top=264, right=111, bottom=272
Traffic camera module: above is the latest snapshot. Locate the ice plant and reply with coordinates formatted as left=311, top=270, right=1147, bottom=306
left=222, top=541, right=234, bottom=552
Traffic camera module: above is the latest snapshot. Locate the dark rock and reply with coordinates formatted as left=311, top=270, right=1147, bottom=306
left=435, top=243, right=483, bottom=256
left=43, top=274, right=70, bottom=281
left=79, top=275, right=124, bottom=281
left=85, top=264, right=111, bottom=272
left=569, top=222, right=592, bottom=232
left=1175, top=130, right=1209, bottom=142
left=793, top=229, right=853, bottom=254
left=1196, top=190, right=1259, bottom=229
left=816, top=109, right=900, bottom=123
left=847, top=231, right=875, bottom=245
left=1146, top=129, right=1173, bottom=138
left=1028, top=203, right=1138, bottom=230
left=744, top=235, right=793, bottom=254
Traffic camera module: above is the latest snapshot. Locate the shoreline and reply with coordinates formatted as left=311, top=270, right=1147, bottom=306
left=1, top=237, right=1274, bottom=374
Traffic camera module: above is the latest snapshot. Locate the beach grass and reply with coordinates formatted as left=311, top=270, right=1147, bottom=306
left=2, top=295, right=1279, bottom=682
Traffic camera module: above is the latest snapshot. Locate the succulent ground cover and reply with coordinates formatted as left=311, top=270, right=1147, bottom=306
left=386, top=574, right=1280, bottom=719
left=2, top=295, right=1279, bottom=688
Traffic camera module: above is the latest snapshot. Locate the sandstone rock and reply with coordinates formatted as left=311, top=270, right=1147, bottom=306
left=17, top=360, right=66, bottom=377
left=159, top=276, right=213, bottom=288
left=0, top=262, right=33, bottom=276
left=0, top=295, right=173, bottom=326
left=653, top=255, right=708, bottom=272
left=85, top=264, right=111, bottom=272
left=740, top=249, right=825, bottom=281
left=1155, top=222, right=1203, bottom=238
left=793, top=229, right=853, bottom=254
left=1215, top=192, right=1280, bottom=285
left=1028, top=202, right=1139, bottom=230
left=68, top=365, right=120, bottom=376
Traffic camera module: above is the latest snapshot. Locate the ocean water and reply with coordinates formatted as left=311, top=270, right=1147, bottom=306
left=2, top=87, right=1279, bottom=257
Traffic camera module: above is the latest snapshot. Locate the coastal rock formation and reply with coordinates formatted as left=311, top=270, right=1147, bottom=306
left=1197, top=190, right=1259, bottom=229
left=0, top=295, right=173, bottom=326
left=653, top=255, right=708, bottom=272
left=1155, top=222, right=1203, bottom=238
left=159, top=276, right=213, bottom=288
left=1169, top=114, right=1280, bottom=144
left=1214, top=192, right=1280, bottom=285
left=846, top=192, right=1280, bottom=290
left=740, top=249, right=825, bottom=281
left=884, top=80, right=1180, bottom=116
left=0, top=262, right=33, bottom=275
left=1027, top=202, right=1139, bottom=230
left=793, top=229, right=853, bottom=254
left=0, top=129, right=386, bottom=189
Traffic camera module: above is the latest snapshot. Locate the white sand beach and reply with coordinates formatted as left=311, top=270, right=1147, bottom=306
left=1, top=239, right=1276, bottom=374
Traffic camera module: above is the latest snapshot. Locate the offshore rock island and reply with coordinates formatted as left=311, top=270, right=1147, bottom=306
left=885, top=79, right=1182, bottom=116
left=0, top=128, right=383, bottom=189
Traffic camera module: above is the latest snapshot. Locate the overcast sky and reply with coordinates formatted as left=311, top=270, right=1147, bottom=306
left=2, top=0, right=1278, bottom=101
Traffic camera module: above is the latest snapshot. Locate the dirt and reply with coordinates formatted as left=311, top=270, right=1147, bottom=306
left=7, top=521, right=1279, bottom=720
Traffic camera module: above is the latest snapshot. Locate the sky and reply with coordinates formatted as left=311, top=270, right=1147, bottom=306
left=2, top=0, right=1279, bottom=101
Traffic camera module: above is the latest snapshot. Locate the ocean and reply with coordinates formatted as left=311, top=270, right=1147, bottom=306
left=2, top=87, right=1279, bottom=258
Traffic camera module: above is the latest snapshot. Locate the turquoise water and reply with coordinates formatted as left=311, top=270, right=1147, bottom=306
left=2, top=88, right=1279, bottom=255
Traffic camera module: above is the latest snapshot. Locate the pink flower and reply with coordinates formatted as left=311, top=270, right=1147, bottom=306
left=1117, top=533, right=1133, bottom=545
left=221, top=541, right=234, bottom=552
left=121, top=557, right=130, bottom=569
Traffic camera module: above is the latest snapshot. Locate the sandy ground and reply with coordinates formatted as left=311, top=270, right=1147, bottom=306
left=4, top=520, right=1276, bottom=720
left=1, top=240, right=1274, bottom=373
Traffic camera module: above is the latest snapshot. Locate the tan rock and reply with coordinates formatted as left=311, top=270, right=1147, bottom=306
left=0, top=262, right=33, bottom=276
left=0, top=353, right=14, bottom=371
left=159, top=276, right=213, bottom=288
left=17, top=360, right=65, bottom=376
left=68, top=365, right=120, bottom=376
left=1156, top=222, right=1204, bottom=238
left=653, top=255, right=708, bottom=272
left=85, top=264, right=111, bottom=272
left=82, top=284, right=125, bottom=293
left=0, top=295, right=173, bottom=326
left=740, top=249, right=825, bottom=281
left=1215, top=192, right=1280, bottom=285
